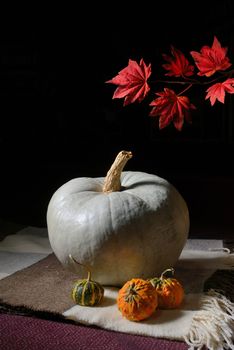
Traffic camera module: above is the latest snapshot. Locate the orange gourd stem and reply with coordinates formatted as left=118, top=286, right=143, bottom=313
left=69, top=254, right=91, bottom=281
left=103, top=150, right=132, bottom=193
left=160, top=268, right=175, bottom=280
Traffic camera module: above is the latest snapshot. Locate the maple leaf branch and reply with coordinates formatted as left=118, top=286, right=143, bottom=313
left=106, top=36, right=234, bottom=131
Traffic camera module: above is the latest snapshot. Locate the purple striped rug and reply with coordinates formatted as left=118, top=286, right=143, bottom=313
left=0, top=313, right=189, bottom=350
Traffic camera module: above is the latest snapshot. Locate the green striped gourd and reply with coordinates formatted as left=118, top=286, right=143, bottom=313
left=69, top=254, right=104, bottom=306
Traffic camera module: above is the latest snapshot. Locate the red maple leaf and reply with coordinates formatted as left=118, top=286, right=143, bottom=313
left=106, top=59, right=151, bottom=106
left=190, top=36, right=232, bottom=77
left=205, top=78, right=234, bottom=106
left=162, top=46, right=194, bottom=77
left=149, top=88, right=196, bottom=131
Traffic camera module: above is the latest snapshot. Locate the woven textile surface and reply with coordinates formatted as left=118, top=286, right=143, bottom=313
left=0, top=227, right=233, bottom=350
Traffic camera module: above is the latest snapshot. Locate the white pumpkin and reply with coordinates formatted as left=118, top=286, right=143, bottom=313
left=47, top=151, right=189, bottom=286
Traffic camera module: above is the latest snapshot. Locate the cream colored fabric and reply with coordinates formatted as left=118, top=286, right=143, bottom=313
left=0, top=226, right=52, bottom=254
left=64, top=287, right=195, bottom=339
left=63, top=250, right=234, bottom=350
left=0, top=227, right=52, bottom=279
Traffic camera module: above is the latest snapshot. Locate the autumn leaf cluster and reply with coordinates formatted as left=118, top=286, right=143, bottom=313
left=106, top=36, right=234, bottom=131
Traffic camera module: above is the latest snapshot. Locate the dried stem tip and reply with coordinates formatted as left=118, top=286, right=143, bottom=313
left=103, top=151, right=132, bottom=193
left=69, top=254, right=91, bottom=281
left=160, top=268, right=175, bottom=280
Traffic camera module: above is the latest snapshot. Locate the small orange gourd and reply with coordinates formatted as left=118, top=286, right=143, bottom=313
left=150, top=268, right=184, bottom=309
left=117, top=278, right=158, bottom=321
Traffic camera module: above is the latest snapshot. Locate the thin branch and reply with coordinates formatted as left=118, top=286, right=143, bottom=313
left=149, top=69, right=234, bottom=87
left=178, top=83, right=193, bottom=96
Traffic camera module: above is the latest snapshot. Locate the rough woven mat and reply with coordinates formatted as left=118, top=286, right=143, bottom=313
left=0, top=253, right=76, bottom=316
left=0, top=313, right=189, bottom=350
left=0, top=228, right=234, bottom=350
left=0, top=252, right=234, bottom=350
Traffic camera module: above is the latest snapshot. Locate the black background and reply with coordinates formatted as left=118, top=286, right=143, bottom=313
left=0, top=2, right=234, bottom=237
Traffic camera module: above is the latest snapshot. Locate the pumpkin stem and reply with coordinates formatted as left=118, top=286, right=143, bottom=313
left=69, top=254, right=91, bottom=281
left=103, top=150, right=133, bottom=193
left=160, top=268, right=175, bottom=280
